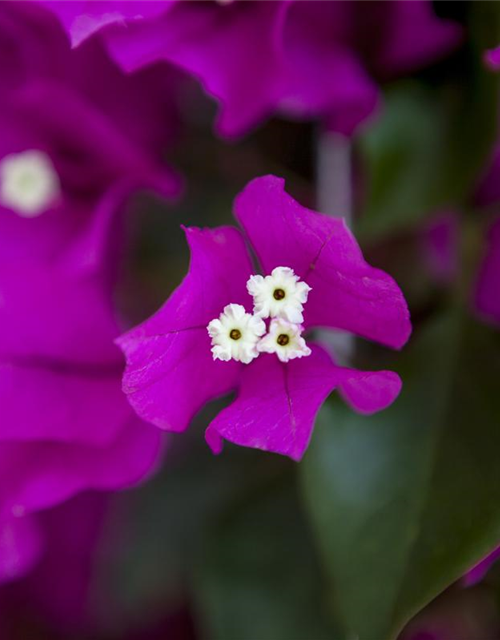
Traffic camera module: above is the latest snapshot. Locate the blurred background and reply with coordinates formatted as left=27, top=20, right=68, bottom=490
left=1, top=1, right=500, bottom=639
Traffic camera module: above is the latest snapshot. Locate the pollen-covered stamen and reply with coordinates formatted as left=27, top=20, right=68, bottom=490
left=258, top=318, right=311, bottom=363
left=207, top=303, right=266, bottom=364
left=0, top=150, right=61, bottom=217
left=247, top=266, right=311, bottom=324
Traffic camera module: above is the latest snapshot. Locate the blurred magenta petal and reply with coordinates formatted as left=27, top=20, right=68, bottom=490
left=16, top=493, right=108, bottom=632
left=118, top=226, right=253, bottom=431
left=368, top=0, right=462, bottom=78
left=0, top=0, right=170, bottom=537
left=44, top=0, right=461, bottom=138
left=0, top=262, right=120, bottom=365
left=484, top=46, right=500, bottom=71
left=0, top=420, right=161, bottom=521
left=464, top=545, right=500, bottom=586
left=106, top=1, right=288, bottom=139
left=421, top=211, right=459, bottom=284
left=40, top=1, right=171, bottom=47
left=235, top=175, right=411, bottom=349
left=0, top=362, right=131, bottom=447
left=474, top=217, right=500, bottom=326
left=475, top=146, right=500, bottom=207
left=281, top=2, right=379, bottom=135
left=0, top=516, right=42, bottom=585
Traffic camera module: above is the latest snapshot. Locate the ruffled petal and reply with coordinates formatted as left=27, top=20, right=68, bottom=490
left=39, top=1, right=171, bottom=47
left=0, top=261, right=121, bottom=366
left=484, top=46, right=500, bottom=71
left=281, top=2, right=379, bottom=135
left=117, top=226, right=254, bottom=432
left=206, top=346, right=336, bottom=461
left=0, top=361, right=131, bottom=447
left=333, top=366, right=402, bottom=415
left=474, top=217, right=500, bottom=327
left=0, top=419, right=161, bottom=520
left=0, top=515, right=43, bottom=584
left=206, top=344, right=402, bottom=461
left=367, top=0, right=463, bottom=78
left=234, top=175, right=411, bottom=349
left=105, top=1, right=289, bottom=139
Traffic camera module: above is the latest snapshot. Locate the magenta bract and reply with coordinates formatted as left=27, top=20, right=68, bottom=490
left=118, top=175, right=411, bottom=461
left=40, top=0, right=461, bottom=138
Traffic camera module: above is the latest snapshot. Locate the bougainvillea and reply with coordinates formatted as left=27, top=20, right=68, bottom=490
left=0, top=1, right=175, bottom=581
left=41, top=0, right=461, bottom=137
left=118, top=175, right=411, bottom=460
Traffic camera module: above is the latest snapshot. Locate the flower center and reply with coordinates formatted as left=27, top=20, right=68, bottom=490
left=273, top=288, right=285, bottom=300
left=277, top=334, right=290, bottom=346
left=0, top=149, right=60, bottom=217
left=229, top=328, right=242, bottom=341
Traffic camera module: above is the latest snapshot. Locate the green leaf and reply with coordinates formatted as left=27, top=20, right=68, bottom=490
left=357, top=5, right=500, bottom=243
left=301, top=313, right=500, bottom=640
left=195, top=478, right=342, bottom=640
left=357, top=82, right=450, bottom=241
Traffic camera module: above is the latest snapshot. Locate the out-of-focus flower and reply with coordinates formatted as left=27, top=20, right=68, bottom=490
left=118, top=175, right=410, bottom=461
left=474, top=217, right=500, bottom=326
left=484, top=46, right=500, bottom=71
left=421, top=211, right=459, bottom=285
left=0, top=493, right=108, bottom=636
left=0, top=2, right=174, bottom=577
left=40, top=0, right=462, bottom=138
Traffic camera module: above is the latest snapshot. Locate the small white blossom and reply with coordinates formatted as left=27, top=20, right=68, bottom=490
left=258, top=318, right=311, bottom=363
left=0, top=150, right=61, bottom=217
left=247, top=266, right=311, bottom=324
left=207, top=303, right=266, bottom=364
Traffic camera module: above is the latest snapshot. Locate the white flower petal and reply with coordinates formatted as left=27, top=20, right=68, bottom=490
left=246, top=266, right=311, bottom=322
left=207, top=304, right=265, bottom=364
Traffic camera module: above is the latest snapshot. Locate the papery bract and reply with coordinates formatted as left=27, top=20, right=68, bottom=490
left=0, top=1, right=173, bottom=577
left=474, top=218, right=500, bottom=327
left=40, top=0, right=462, bottom=138
left=484, top=46, right=500, bottom=71
left=119, top=175, right=411, bottom=461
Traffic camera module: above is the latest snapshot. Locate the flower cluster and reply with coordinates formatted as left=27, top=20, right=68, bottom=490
left=118, top=175, right=411, bottom=461
left=208, top=267, right=312, bottom=364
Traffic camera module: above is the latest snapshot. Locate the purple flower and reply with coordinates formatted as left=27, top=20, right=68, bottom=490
left=40, top=0, right=462, bottom=138
left=484, top=46, right=500, bottom=71
left=118, top=176, right=411, bottom=461
left=0, top=516, right=42, bottom=585
left=421, top=211, right=459, bottom=285
left=474, top=217, right=500, bottom=327
left=0, top=1, right=169, bottom=551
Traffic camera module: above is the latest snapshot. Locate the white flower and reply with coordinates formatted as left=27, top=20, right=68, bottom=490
left=207, top=304, right=266, bottom=364
left=247, top=266, right=311, bottom=324
left=0, top=150, right=61, bottom=217
left=257, top=318, right=311, bottom=363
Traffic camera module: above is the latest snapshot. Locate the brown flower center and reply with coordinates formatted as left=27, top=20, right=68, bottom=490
left=273, top=288, right=285, bottom=300
left=277, top=334, right=290, bottom=346
left=229, top=329, right=242, bottom=341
